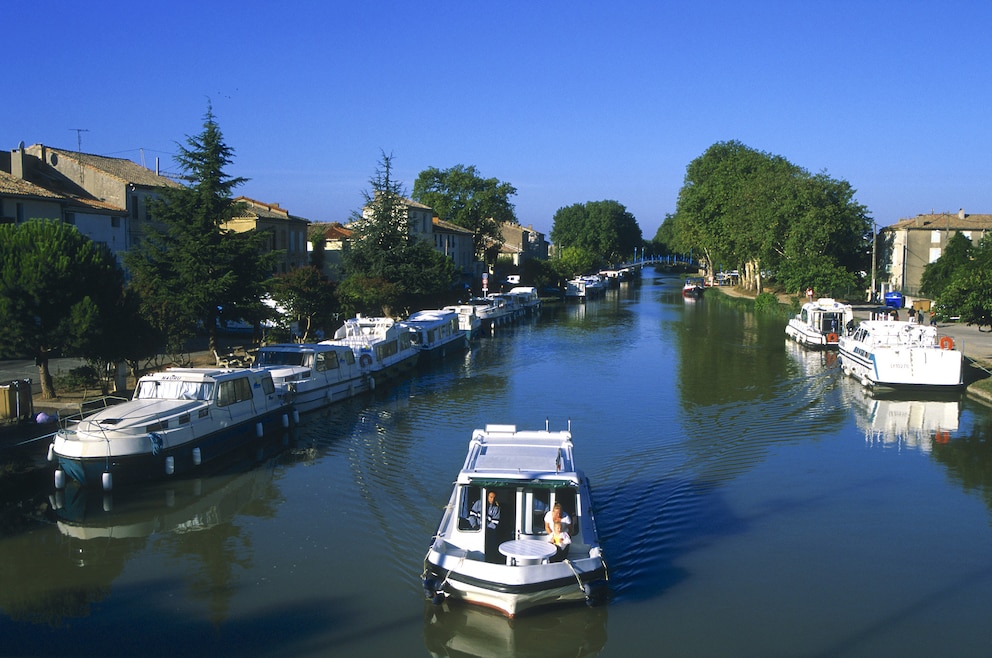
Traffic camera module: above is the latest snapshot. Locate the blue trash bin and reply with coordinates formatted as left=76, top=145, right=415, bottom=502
left=884, top=292, right=904, bottom=309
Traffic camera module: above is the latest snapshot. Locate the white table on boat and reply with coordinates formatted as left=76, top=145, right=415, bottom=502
left=499, top=539, right=557, bottom=566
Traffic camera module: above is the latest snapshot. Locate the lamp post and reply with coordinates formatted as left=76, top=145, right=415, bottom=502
left=870, top=221, right=877, bottom=303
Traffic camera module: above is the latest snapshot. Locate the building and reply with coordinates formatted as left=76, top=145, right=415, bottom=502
left=309, top=222, right=353, bottom=281
left=882, top=210, right=992, bottom=296
left=225, top=197, right=310, bottom=274
left=433, top=217, right=478, bottom=280
left=499, top=222, right=550, bottom=264
left=1, top=144, right=182, bottom=265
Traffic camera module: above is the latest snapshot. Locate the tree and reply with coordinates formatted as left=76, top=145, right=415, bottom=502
left=920, top=231, right=973, bottom=299
left=412, top=164, right=517, bottom=263
left=267, top=266, right=338, bottom=342
left=552, top=246, right=599, bottom=279
left=0, top=220, right=126, bottom=398
left=125, top=104, right=273, bottom=353
left=934, top=233, right=992, bottom=328
left=341, top=152, right=456, bottom=316
left=551, top=200, right=641, bottom=266
left=671, top=140, right=871, bottom=295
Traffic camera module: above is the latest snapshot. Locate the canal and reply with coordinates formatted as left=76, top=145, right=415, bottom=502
left=3, top=267, right=992, bottom=656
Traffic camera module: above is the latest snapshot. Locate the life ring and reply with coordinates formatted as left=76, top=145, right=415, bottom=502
left=939, top=336, right=954, bottom=350
left=359, top=353, right=373, bottom=367
left=826, top=332, right=839, bottom=343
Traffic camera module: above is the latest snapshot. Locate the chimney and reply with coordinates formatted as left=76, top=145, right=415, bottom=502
left=10, top=143, right=26, bottom=179
left=958, top=208, right=965, bottom=220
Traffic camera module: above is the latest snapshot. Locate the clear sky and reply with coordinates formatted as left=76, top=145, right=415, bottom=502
left=7, top=1, right=991, bottom=238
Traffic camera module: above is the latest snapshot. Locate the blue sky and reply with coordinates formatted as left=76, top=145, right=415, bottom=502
left=8, top=1, right=991, bottom=238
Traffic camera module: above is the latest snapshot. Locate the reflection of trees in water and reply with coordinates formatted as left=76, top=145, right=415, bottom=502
left=0, top=457, right=283, bottom=628
left=930, top=415, right=992, bottom=512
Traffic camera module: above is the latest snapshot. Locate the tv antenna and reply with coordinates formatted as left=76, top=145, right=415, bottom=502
left=69, top=128, right=89, bottom=153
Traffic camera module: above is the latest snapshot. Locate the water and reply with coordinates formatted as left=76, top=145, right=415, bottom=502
left=3, top=269, right=992, bottom=656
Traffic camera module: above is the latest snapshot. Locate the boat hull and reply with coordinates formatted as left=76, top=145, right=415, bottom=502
left=838, top=320, right=964, bottom=388
left=55, top=408, right=291, bottom=488
left=424, top=545, right=607, bottom=616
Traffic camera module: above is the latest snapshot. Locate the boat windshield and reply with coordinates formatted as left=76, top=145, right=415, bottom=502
left=257, top=351, right=311, bottom=367
left=136, top=380, right=214, bottom=401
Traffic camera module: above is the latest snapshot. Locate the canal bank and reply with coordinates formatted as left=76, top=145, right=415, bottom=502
left=712, top=285, right=992, bottom=405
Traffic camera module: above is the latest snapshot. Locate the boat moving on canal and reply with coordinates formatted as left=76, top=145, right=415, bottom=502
left=51, top=367, right=293, bottom=491
left=838, top=320, right=964, bottom=389
left=422, top=422, right=609, bottom=616
left=785, top=298, right=853, bottom=348
left=254, top=342, right=370, bottom=414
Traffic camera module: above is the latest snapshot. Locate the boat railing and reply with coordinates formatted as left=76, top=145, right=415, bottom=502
left=57, top=395, right=130, bottom=430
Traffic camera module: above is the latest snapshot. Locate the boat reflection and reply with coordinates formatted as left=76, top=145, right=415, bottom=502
left=846, top=386, right=962, bottom=453
left=784, top=339, right=840, bottom=378
left=422, top=601, right=607, bottom=657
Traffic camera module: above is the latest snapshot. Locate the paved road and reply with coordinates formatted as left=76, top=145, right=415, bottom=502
left=0, top=358, right=87, bottom=397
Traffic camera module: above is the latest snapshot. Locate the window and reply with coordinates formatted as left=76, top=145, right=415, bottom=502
left=111, top=216, right=120, bottom=228
left=929, top=247, right=942, bottom=263
left=65, top=213, right=75, bottom=225
left=458, top=485, right=483, bottom=531
left=217, top=376, right=254, bottom=407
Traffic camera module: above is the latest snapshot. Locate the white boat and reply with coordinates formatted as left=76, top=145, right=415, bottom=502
left=443, top=302, right=483, bottom=339
left=51, top=367, right=293, bottom=491
left=506, top=286, right=543, bottom=314
left=564, top=277, right=588, bottom=301
left=459, top=297, right=515, bottom=329
left=785, top=298, right=853, bottom=348
left=582, top=275, right=607, bottom=298
left=682, top=278, right=704, bottom=298
left=422, top=423, right=609, bottom=616
left=486, top=293, right=525, bottom=323
left=838, top=320, right=964, bottom=389
left=401, top=309, right=468, bottom=361
left=321, top=315, right=419, bottom=383
left=253, top=342, right=370, bottom=414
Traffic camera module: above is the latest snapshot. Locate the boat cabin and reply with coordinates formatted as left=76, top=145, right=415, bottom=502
left=451, top=425, right=584, bottom=562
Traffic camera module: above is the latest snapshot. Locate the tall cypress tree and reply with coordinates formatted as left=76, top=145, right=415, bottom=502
left=126, top=104, right=272, bottom=353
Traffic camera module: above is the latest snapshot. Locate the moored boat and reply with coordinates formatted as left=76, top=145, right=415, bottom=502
left=422, top=423, right=609, bottom=616
left=401, top=309, right=469, bottom=361
left=254, top=342, right=370, bottom=414
left=51, top=367, right=293, bottom=491
left=682, top=278, right=705, bottom=298
left=443, top=302, right=484, bottom=339
left=321, top=314, right=419, bottom=384
left=785, top=298, right=853, bottom=348
left=838, top=320, right=964, bottom=389
left=506, top=286, right=543, bottom=314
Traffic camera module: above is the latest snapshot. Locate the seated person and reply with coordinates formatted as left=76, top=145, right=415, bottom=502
left=548, top=520, right=571, bottom=562
left=544, top=502, right=573, bottom=535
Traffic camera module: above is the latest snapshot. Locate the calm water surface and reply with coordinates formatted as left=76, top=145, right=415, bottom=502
left=4, top=268, right=992, bottom=657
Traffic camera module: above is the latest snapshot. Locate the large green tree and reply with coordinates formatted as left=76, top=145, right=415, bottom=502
left=412, top=164, right=516, bottom=263
left=267, top=266, right=338, bottom=342
left=342, top=153, right=456, bottom=316
left=934, top=233, right=992, bottom=328
left=670, top=140, right=871, bottom=295
left=0, top=220, right=127, bottom=398
left=125, top=104, right=273, bottom=353
left=550, top=200, right=642, bottom=266
left=920, top=231, right=973, bottom=299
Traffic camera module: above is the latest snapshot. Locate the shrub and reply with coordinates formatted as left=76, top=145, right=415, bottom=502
left=54, top=365, right=102, bottom=392
left=753, top=292, right=781, bottom=314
